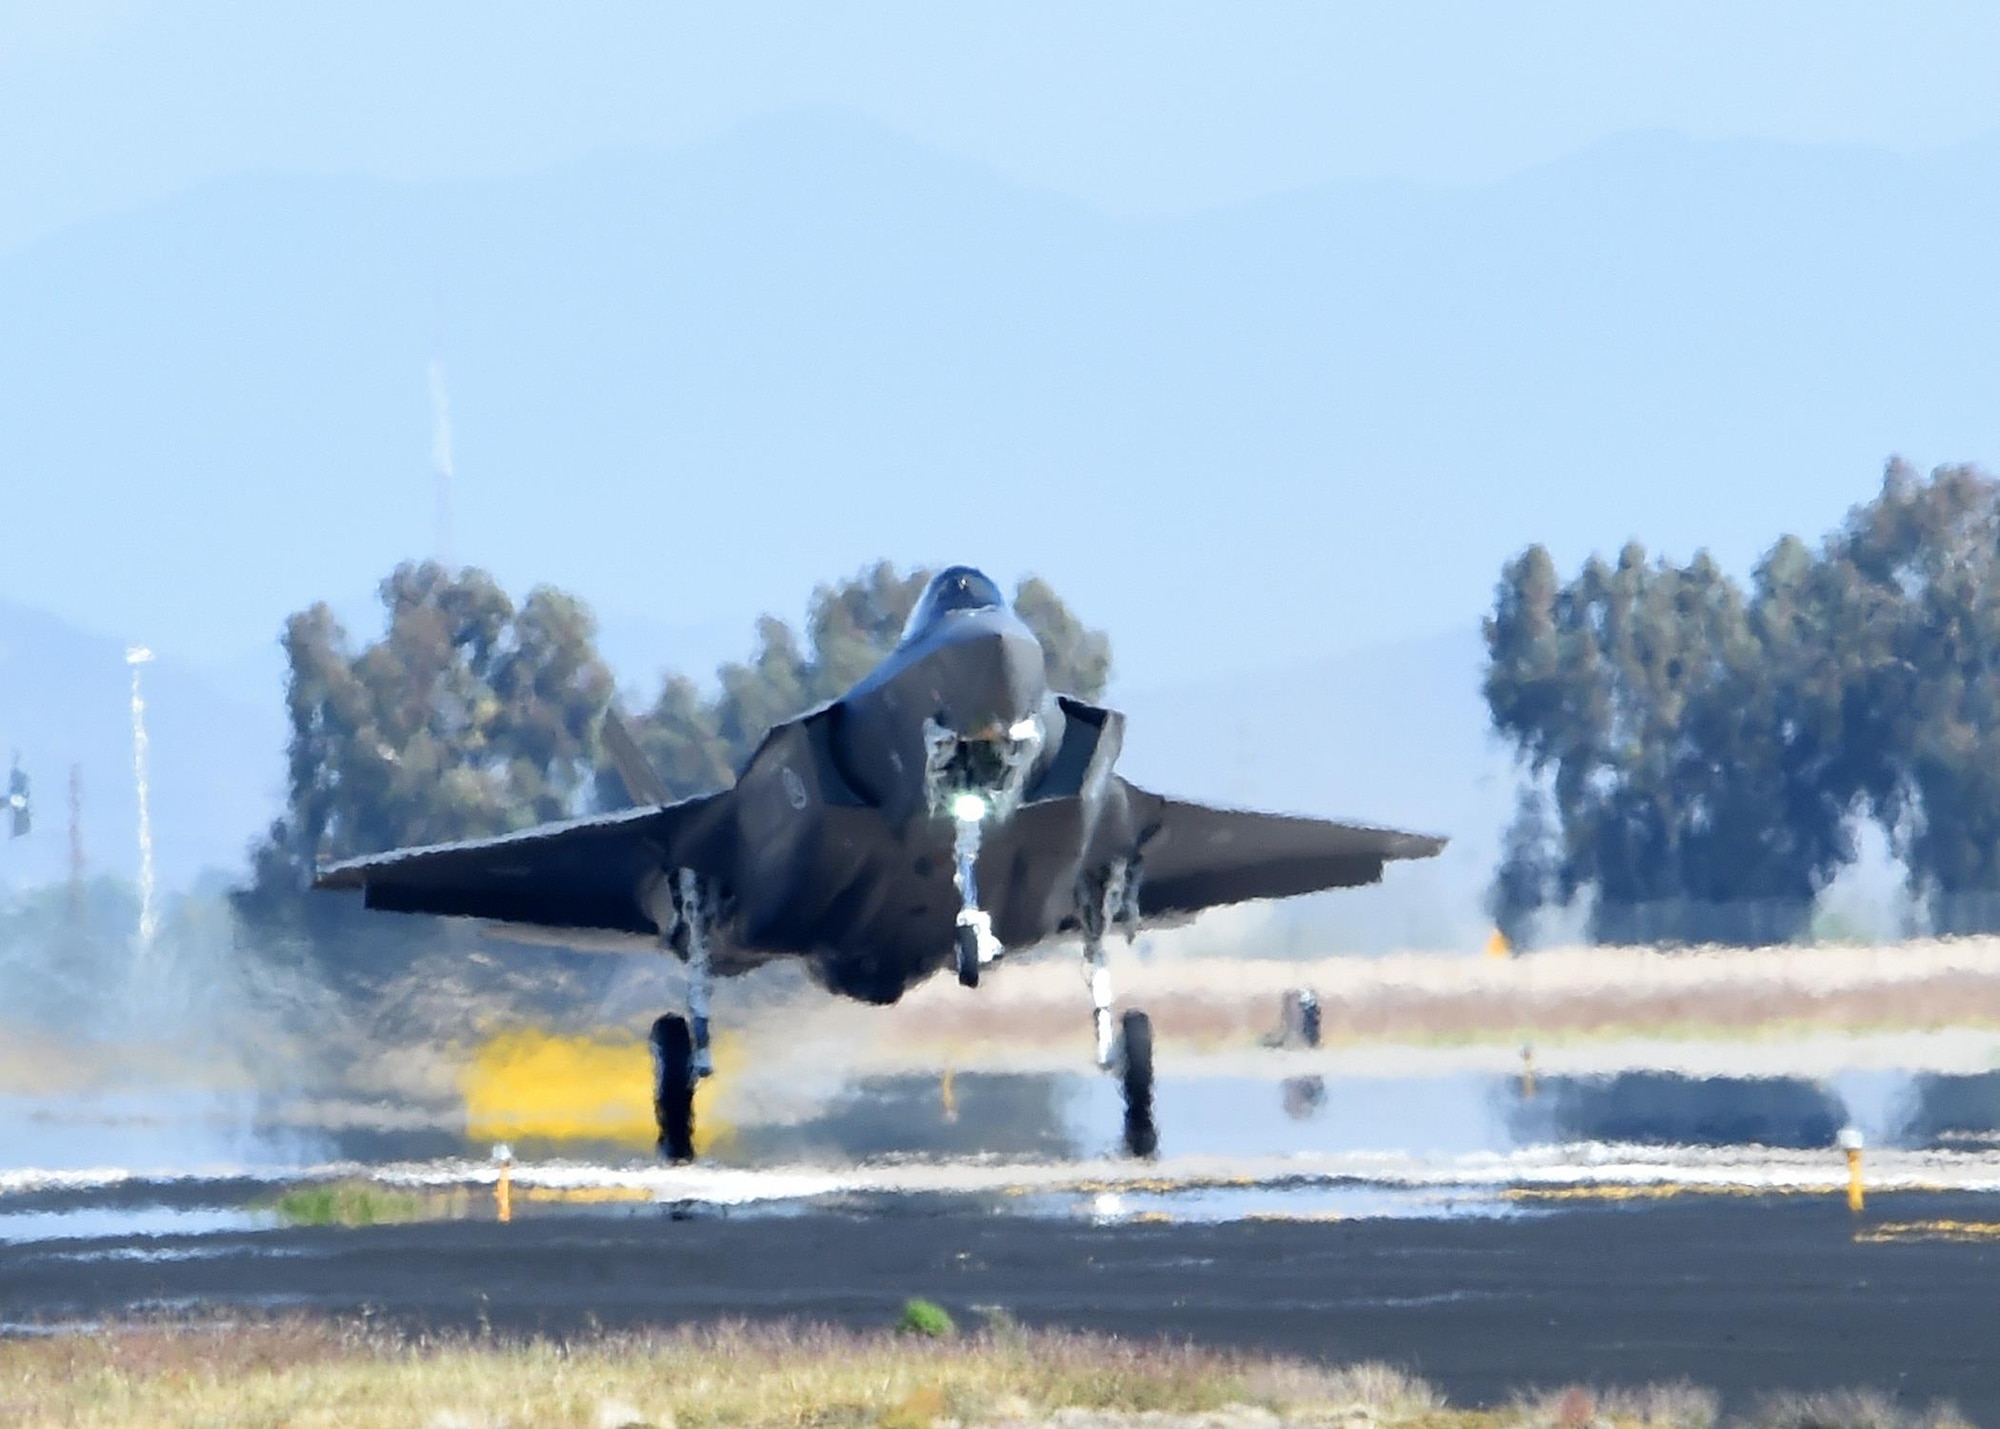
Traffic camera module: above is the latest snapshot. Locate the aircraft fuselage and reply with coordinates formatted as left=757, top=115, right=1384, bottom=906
left=715, top=601, right=1139, bottom=1002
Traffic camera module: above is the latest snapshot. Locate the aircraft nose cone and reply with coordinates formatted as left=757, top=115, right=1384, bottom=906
left=943, top=624, right=1046, bottom=740
left=997, top=626, right=1045, bottom=709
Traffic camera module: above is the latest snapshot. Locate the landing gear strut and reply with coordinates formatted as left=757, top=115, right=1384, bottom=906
left=651, top=869, right=718, bottom=1163
left=951, top=802, right=1001, bottom=987
left=1080, top=860, right=1155, bottom=1158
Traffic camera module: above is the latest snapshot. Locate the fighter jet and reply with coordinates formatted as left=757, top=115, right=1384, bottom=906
left=316, top=567, right=1444, bottom=1159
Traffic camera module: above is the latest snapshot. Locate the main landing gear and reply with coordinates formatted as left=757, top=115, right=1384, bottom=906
left=1079, top=860, right=1155, bottom=1158
left=947, top=842, right=1157, bottom=1157
left=649, top=1012, right=696, bottom=1163
left=1118, top=1008, right=1156, bottom=1158
left=651, top=869, right=717, bottom=1163
left=940, top=780, right=1155, bottom=1156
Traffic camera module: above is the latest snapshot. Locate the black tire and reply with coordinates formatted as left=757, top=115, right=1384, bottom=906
left=1120, top=1009, right=1157, bottom=1158
left=954, top=921, right=981, bottom=988
left=649, top=1013, right=696, bottom=1163
left=1280, top=989, right=1323, bottom=1049
left=1299, top=996, right=1322, bottom=1049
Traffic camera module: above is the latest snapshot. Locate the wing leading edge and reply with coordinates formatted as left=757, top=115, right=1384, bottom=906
left=1120, top=779, right=1445, bottom=922
left=312, top=793, right=732, bottom=935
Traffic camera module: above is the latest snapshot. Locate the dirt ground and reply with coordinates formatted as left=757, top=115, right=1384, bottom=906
left=838, top=937, right=2000, bottom=1068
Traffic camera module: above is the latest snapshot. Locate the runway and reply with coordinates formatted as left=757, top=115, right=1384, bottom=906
left=11, top=1055, right=2000, bottom=1414
left=5, top=1183, right=2000, bottom=1416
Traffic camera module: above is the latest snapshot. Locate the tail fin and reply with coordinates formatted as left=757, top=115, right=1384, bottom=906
left=601, top=710, right=671, bottom=806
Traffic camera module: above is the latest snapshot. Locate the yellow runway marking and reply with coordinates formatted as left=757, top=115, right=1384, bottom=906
left=1505, top=1183, right=1804, bottom=1203
left=520, top=1185, right=658, bottom=1205
left=463, top=1027, right=740, bottom=1156
left=1856, top=1219, right=2000, bottom=1244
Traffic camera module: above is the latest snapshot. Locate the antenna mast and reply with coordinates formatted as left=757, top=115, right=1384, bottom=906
left=126, top=646, right=158, bottom=958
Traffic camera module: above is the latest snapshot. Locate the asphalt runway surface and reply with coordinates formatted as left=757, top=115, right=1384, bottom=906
left=5, top=1188, right=1999, bottom=1417
left=13, top=1059, right=2000, bottom=1415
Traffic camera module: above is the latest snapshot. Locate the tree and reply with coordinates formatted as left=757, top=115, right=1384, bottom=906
left=1488, top=786, right=1559, bottom=949
left=1484, top=458, right=2000, bottom=946
left=1484, top=539, right=1848, bottom=944
left=1831, top=462, right=2000, bottom=930
left=237, top=561, right=614, bottom=972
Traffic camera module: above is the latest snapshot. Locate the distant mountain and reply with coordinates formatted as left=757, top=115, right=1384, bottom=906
left=2, top=113, right=1997, bottom=692
left=0, top=601, right=284, bottom=894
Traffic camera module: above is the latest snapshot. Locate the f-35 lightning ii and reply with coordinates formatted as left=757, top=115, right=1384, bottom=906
left=316, top=567, right=1445, bottom=1158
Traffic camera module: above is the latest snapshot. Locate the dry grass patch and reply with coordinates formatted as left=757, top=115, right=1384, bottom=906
left=0, top=1318, right=1957, bottom=1429
left=1743, top=1390, right=1972, bottom=1429
left=1501, top=1384, right=1977, bottom=1429
left=884, top=975, right=2000, bottom=1059
left=859, top=942, right=2000, bottom=1064
left=0, top=1317, right=1449, bottom=1429
left=1508, top=1382, right=1718, bottom=1429
left=0, top=1315, right=1516, bottom=1429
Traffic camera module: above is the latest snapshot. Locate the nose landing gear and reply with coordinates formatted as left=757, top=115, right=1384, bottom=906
left=951, top=801, right=1002, bottom=987
left=926, top=714, right=1042, bottom=990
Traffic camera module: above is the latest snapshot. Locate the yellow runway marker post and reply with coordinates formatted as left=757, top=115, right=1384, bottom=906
left=941, top=1066, right=958, bottom=1123
left=1839, top=1127, right=1865, bottom=1213
left=493, top=1143, right=513, bottom=1224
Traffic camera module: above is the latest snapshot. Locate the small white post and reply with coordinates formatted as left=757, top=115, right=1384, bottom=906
left=125, top=646, right=157, bottom=959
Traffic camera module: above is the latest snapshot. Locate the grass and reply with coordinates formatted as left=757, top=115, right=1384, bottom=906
left=0, top=1316, right=1969, bottom=1429
left=895, top=1298, right=956, bottom=1339
left=264, top=1180, right=444, bottom=1228
left=1744, top=1390, right=1972, bottom=1429
left=0, top=1315, right=1458, bottom=1428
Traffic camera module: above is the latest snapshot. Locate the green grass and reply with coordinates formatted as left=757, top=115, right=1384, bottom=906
left=266, top=1180, right=433, bottom=1228
left=895, top=1297, right=956, bottom=1339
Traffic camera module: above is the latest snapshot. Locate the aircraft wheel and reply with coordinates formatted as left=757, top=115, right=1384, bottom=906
left=649, top=1013, right=697, bottom=1163
left=954, top=921, right=981, bottom=988
left=1120, top=1008, right=1157, bottom=1158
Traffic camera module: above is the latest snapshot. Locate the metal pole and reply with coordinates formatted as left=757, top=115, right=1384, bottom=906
left=125, top=646, right=157, bottom=958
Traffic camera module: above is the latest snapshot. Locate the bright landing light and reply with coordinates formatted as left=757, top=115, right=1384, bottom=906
left=951, top=792, right=989, bottom=823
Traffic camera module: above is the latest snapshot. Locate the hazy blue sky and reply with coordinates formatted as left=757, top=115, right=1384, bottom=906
left=5, top=4, right=2000, bottom=694
left=9, top=3, right=2000, bottom=250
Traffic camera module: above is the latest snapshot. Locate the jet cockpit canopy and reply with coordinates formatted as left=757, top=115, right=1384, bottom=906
left=900, top=566, right=1006, bottom=642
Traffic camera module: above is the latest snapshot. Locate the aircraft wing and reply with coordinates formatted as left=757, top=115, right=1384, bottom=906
left=1120, top=780, right=1445, bottom=921
left=312, top=794, right=732, bottom=936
